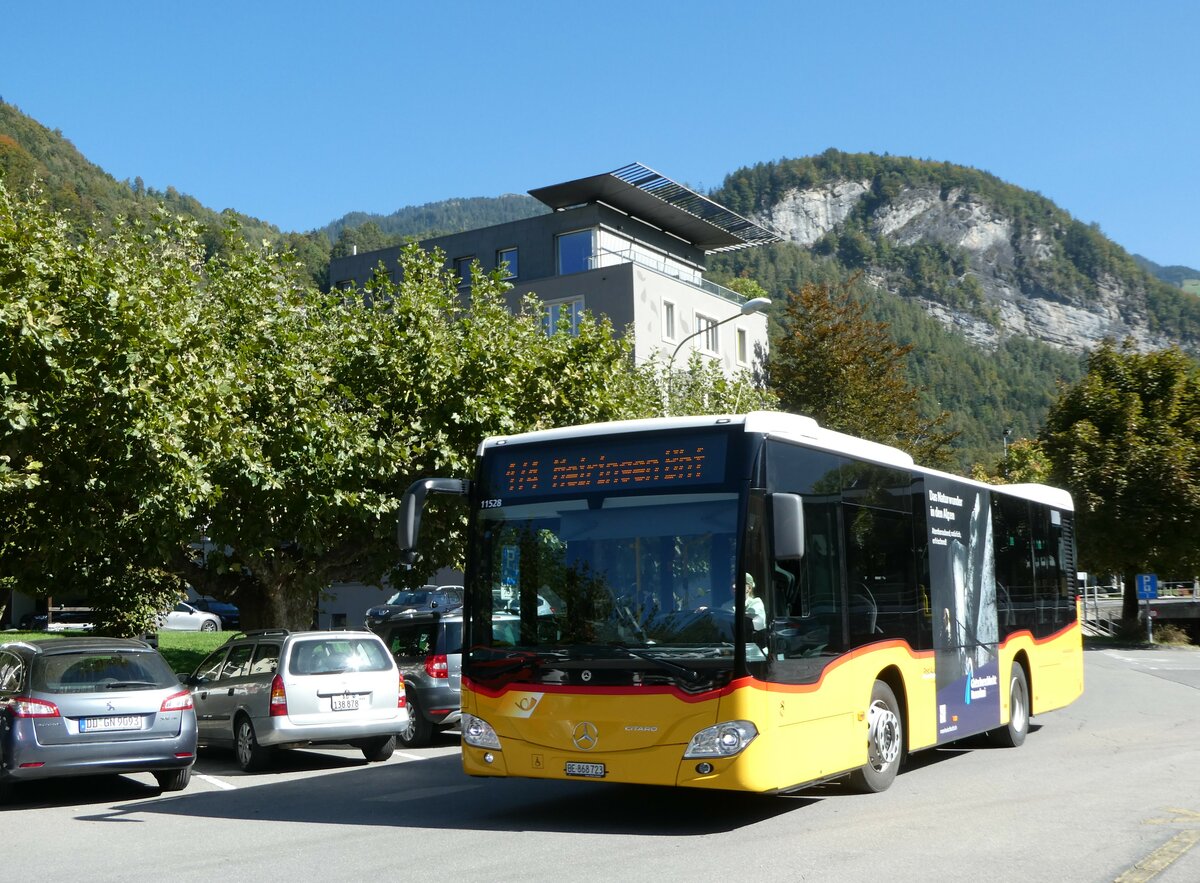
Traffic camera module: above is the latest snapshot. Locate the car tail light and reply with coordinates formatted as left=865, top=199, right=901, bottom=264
left=269, top=674, right=288, bottom=717
left=12, top=697, right=60, bottom=718
left=425, top=654, right=448, bottom=679
left=160, top=690, right=194, bottom=712
left=398, top=672, right=407, bottom=709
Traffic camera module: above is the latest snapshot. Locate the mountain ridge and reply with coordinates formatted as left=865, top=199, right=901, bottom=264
left=4, top=103, right=1198, bottom=467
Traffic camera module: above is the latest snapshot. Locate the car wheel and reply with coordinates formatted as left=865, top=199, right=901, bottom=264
left=201, top=619, right=218, bottom=632
left=0, top=775, right=13, bottom=805
left=235, top=715, right=273, bottom=772
left=154, top=767, right=192, bottom=792
left=397, top=694, right=434, bottom=748
left=360, top=735, right=396, bottom=762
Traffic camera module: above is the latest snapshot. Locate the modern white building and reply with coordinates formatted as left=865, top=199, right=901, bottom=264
left=328, top=162, right=781, bottom=374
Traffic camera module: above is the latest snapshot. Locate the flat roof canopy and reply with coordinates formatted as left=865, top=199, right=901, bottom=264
left=528, top=162, right=781, bottom=253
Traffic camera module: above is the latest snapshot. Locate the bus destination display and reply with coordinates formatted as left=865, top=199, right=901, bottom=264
left=490, top=434, right=727, bottom=499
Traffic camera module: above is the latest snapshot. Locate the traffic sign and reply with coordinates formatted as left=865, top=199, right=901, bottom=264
left=1136, top=573, right=1159, bottom=600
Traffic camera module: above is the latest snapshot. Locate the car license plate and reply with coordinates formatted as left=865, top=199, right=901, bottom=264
left=331, top=694, right=359, bottom=711
left=565, top=761, right=606, bottom=778
left=80, top=715, right=141, bottom=732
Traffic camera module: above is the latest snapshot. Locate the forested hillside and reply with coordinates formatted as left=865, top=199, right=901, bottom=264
left=0, top=100, right=540, bottom=287
left=4, top=99, right=1196, bottom=470
left=0, top=99, right=279, bottom=248
left=322, top=195, right=544, bottom=245
left=708, top=152, right=1199, bottom=466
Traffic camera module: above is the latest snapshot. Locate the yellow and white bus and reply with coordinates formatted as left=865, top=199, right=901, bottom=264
left=399, top=412, right=1083, bottom=793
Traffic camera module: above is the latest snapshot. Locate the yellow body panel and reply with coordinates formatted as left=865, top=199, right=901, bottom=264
left=462, top=625, right=1082, bottom=793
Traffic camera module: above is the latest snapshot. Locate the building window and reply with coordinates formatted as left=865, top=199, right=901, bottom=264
left=454, top=256, right=474, bottom=285
left=497, top=247, right=518, bottom=280
left=736, top=327, right=749, bottom=365
left=544, top=298, right=583, bottom=336
left=697, top=314, right=719, bottom=353
left=556, top=229, right=594, bottom=275
left=663, top=300, right=676, bottom=342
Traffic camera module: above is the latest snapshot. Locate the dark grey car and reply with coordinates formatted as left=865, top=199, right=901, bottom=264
left=0, top=637, right=197, bottom=801
left=372, top=611, right=519, bottom=747
left=365, top=585, right=464, bottom=629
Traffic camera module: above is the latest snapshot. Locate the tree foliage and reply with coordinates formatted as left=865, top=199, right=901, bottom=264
left=1040, top=340, right=1200, bottom=618
left=2, top=183, right=758, bottom=631
left=0, top=184, right=217, bottom=632
left=766, top=279, right=958, bottom=467
left=970, top=438, right=1052, bottom=485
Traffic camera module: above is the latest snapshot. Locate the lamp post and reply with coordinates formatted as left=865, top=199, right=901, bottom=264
left=667, top=296, right=771, bottom=415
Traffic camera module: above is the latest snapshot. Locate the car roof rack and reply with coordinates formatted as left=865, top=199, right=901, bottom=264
left=223, top=628, right=290, bottom=642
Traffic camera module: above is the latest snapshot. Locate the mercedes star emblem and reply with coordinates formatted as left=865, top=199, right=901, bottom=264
left=572, top=721, right=599, bottom=751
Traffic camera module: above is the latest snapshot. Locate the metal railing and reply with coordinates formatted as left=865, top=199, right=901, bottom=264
left=585, top=247, right=747, bottom=306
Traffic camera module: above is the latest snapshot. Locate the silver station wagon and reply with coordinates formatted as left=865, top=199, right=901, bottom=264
left=186, top=629, right=408, bottom=771
left=0, top=637, right=197, bottom=802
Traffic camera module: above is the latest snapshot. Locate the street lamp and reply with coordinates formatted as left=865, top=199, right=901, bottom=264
left=667, top=296, right=772, bottom=414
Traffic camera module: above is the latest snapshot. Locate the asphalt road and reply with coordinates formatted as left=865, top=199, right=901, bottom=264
left=5, top=645, right=1200, bottom=883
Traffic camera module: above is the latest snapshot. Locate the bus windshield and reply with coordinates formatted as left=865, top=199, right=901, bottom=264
left=466, top=491, right=751, bottom=692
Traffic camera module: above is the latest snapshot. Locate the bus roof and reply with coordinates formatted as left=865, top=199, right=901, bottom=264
left=479, top=412, right=1073, bottom=511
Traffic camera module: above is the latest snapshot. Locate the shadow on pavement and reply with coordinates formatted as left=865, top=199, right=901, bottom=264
left=68, top=753, right=813, bottom=835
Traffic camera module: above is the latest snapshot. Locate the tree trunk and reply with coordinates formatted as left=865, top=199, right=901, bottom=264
left=1122, top=571, right=1139, bottom=623
left=240, top=580, right=316, bottom=631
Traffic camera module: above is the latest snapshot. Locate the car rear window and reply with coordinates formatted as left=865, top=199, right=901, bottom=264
left=288, top=637, right=392, bottom=675
left=33, top=651, right=178, bottom=693
left=439, top=620, right=518, bottom=654
left=385, top=590, right=430, bottom=606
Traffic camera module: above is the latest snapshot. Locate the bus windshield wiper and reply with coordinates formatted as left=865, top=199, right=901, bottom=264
left=611, top=644, right=702, bottom=683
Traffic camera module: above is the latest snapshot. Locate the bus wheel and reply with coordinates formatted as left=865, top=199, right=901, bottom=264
left=849, top=680, right=903, bottom=793
left=989, top=664, right=1029, bottom=748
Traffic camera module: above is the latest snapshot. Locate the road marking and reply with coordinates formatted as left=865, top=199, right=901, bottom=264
left=1115, top=829, right=1200, bottom=882
left=395, top=751, right=427, bottom=761
left=194, top=773, right=237, bottom=791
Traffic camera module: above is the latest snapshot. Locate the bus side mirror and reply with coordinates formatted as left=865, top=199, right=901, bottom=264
left=398, top=478, right=471, bottom=567
left=772, top=493, right=805, bottom=560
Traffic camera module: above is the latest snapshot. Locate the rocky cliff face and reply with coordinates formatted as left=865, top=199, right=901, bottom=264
left=755, top=182, right=1178, bottom=353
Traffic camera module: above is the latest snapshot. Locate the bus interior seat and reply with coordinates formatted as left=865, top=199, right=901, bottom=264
left=849, top=586, right=880, bottom=635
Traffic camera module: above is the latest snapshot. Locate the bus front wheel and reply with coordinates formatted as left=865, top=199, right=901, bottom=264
left=848, top=680, right=903, bottom=793
left=989, top=664, right=1029, bottom=748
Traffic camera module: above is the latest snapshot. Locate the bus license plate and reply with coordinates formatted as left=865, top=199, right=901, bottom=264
left=331, top=694, right=359, bottom=711
left=81, top=715, right=141, bottom=732
left=565, top=761, right=606, bottom=778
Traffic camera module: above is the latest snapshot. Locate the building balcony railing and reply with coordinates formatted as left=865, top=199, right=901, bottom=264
left=585, top=247, right=747, bottom=305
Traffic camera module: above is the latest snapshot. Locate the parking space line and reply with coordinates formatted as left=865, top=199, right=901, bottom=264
left=194, top=773, right=238, bottom=791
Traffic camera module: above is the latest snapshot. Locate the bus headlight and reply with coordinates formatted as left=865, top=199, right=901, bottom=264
left=683, top=720, right=758, bottom=758
left=462, top=713, right=502, bottom=750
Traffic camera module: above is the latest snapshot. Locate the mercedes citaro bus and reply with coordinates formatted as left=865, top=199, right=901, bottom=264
left=398, top=412, right=1083, bottom=794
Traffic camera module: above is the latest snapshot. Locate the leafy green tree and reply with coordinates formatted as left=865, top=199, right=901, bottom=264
left=1, top=183, right=784, bottom=631
left=970, top=438, right=1051, bottom=484
left=767, top=279, right=958, bottom=467
left=1040, top=340, right=1200, bottom=620
left=0, top=184, right=220, bottom=632
left=182, top=244, right=676, bottom=627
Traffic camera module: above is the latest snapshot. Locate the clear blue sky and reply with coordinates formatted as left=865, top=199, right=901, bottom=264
left=5, top=1, right=1198, bottom=268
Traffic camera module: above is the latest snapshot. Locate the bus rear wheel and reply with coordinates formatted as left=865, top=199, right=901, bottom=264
left=848, top=680, right=903, bottom=793
left=989, top=664, right=1029, bottom=748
